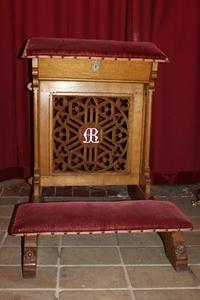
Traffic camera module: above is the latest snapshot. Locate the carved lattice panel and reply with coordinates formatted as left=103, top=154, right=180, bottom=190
left=52, top=95, right=130, bottom=173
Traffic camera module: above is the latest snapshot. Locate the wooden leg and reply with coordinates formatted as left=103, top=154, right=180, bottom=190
left=31, top=174, right=41, bottom=203
left=22, top=235, right=38, bottom=278
left=127, top=185, right=154, bottom=200
left=158, top=231, right=188, bottom=271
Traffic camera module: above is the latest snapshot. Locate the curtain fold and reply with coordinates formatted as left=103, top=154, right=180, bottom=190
left=0, top=0, right=200, bottom=184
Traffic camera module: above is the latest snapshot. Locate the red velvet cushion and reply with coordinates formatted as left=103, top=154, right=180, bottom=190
left=22, top=38, right=167, bottom=61
left=9, top=200, right=193, bottom=235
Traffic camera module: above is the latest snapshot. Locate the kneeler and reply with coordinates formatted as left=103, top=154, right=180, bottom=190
left=8, top=200, right=193, bottom=278
left=8, top=39, right=193, bottom=278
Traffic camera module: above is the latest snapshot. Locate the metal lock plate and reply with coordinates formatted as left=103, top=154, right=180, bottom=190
left=91, top=60, right=101, bottom=72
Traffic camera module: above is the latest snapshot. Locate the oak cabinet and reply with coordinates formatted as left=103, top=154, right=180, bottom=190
left=23, top=38, right=167, bottom=201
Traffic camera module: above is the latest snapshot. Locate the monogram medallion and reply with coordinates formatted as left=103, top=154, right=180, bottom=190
left=83, top=127, right=99, bottom=144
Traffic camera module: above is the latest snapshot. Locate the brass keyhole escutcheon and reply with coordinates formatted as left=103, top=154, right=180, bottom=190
left=91, top=60, right=101, bottom=72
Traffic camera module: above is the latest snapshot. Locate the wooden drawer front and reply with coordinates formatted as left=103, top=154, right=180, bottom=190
left=38, top=58, right=151, bottom=82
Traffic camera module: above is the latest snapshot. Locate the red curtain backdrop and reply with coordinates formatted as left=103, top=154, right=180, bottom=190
left=0, top=0, right=200, bottom=184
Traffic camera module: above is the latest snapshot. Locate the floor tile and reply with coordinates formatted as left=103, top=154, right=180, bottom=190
left=73, top=186, right=90, bottom=197
left=59, top=290, right=132, bottom=300
left=168, top=198, right=200, bottom=217
left=1, top=186, right=22, bottom=197
left=90, top=187, right=107, bottom=197
left=17, top=197, right=29, bottom=203
left=117, top=232, right=163, bottom=246
left=126, top=266, right=199, bottom=288
left=120, top=247, right=169, bottom=264
left=190, top=216, right=200, bottom=229
left=153, top=185, right=193, bottom=198
left=61, top=246, right=120, bottom=265
left=38, top=247, right=59, bottom=265
left=0, top=231, right=5, bottom=243
left=0, top=179, right=25, bottom=188
left=0, top=197, right=20, bottom=205
left=0, top=217, right=10, bottom=230
left=60, top=266, right=127, bottom=288
left=0, top=266, right=57, bottom=288
left=43, top=186, right=56, bottom=196
left=38, top=235, right=61, bottom=246
left=0, top=291, right=56, bottom=300
left=43, top=196, right=69, bottom=202
left=187, top=246, right=200, bottom=264
left=0, top=205, right=13, bottom=217
left=18, top=184, right=31, bottom=197
left=62, top=233, right=118, bottom=246
left=185, top=231, right=200, bottom=246
left=190, top=265, right=200, bottom=281
left=4, top=234, right=21, bottom=246
left=134, top=289, right=200, bottom=300
left=0, top=247, right=21, bottom=264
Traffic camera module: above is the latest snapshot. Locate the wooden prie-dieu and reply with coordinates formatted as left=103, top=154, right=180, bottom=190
left=23, top=38, right=168, bottom=200
left=8, top=39, right=194, bottom=278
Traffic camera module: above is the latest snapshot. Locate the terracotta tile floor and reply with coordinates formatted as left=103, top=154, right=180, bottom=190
left=0, top=180, right=200, bottom=300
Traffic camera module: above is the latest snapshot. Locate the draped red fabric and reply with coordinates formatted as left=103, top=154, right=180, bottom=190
left=133, top=0, right=200, bottom=184
left=0, top=0, right=200, bottom=184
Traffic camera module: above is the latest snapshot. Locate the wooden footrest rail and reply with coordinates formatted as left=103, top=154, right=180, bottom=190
left=8, top=200, right=193, bottom=277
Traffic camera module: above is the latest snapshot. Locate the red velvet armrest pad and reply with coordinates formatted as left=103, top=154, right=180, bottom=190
left=8, top=200, right=193, bottom=235
left=22, top=38, right=167, bottom=61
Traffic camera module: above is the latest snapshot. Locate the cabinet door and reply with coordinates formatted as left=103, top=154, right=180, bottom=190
left=39, top=81, right=145, bottom=186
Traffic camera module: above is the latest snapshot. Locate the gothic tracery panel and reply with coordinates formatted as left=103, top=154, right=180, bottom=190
left=52, top=95, right=130, bottom=173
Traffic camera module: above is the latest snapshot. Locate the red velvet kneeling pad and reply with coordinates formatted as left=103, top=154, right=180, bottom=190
left=8, top=200, right=193, bottom=236
left=23, top=38, right=167, bottom=61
